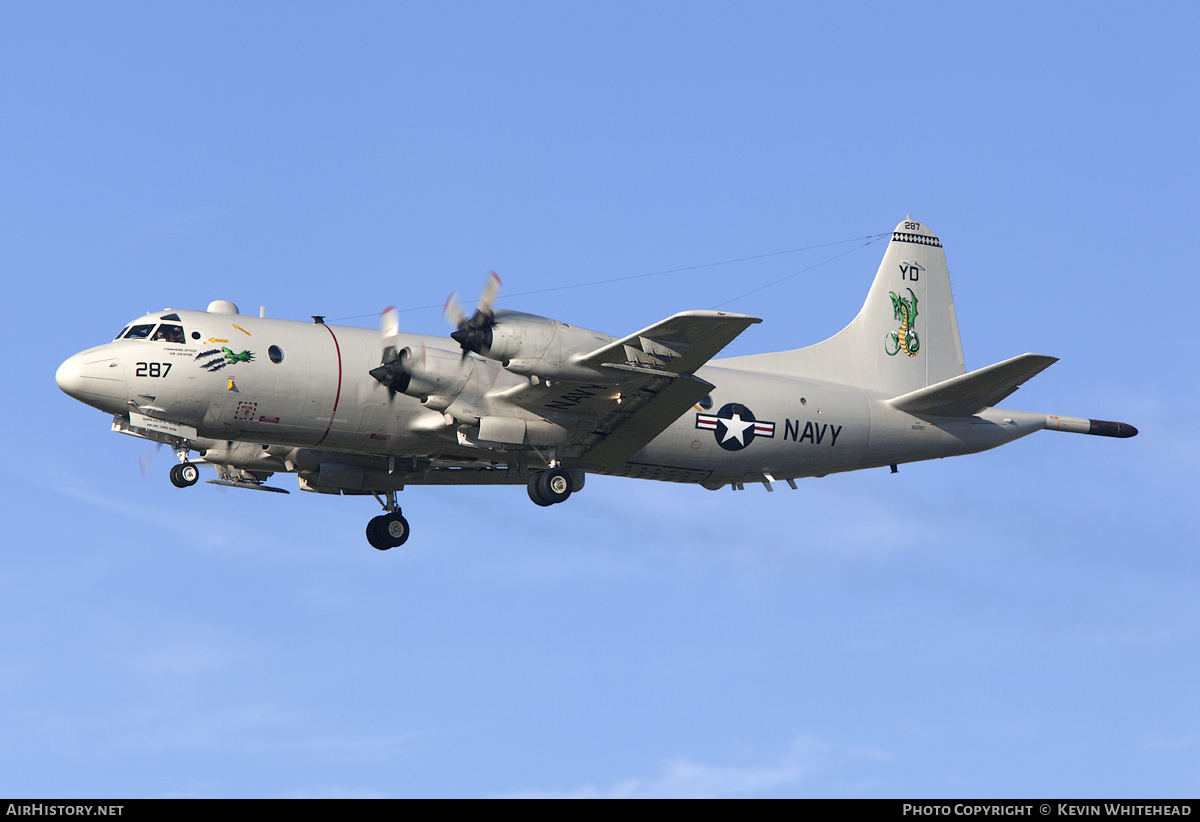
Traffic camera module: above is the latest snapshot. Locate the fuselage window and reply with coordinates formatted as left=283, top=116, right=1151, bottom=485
left=268, top=345, right=284, bottom=364
left=699, top=394, right=714, bottom=410
left=124, top=324, right=156, bottom=340
left=152, top=324, right=185, bottom=344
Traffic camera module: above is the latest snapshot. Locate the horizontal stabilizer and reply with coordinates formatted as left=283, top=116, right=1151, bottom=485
left=889, top=353, right=1058, bottom=417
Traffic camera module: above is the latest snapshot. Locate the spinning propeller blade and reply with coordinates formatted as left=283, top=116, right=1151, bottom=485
left=381, top=305, right=400, bottom=356
left=476, top=270, right=501, bottom=324
left=443, top=294, right=468, bottom=330
left=447, top=271, right=502, bottom=357
left=139, top=442, right=163, bottom=477
left=369, top=305, right=410, bottom=397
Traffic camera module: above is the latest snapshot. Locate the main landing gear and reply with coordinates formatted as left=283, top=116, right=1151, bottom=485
left=169, top=462, right=199, bottom=488
left=363, top=468, right=578, bottom=550
left=366, top=512, right=409, bottom=550
left=366, top=490, right=409, bottom=551
left=528, top=467, right=573, bottom=507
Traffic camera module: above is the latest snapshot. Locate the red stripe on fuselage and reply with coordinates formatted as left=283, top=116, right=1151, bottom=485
left=313, top=324, right=343, bottom=447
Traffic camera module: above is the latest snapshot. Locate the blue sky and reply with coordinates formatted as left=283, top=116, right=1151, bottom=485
left=3, top=2, right=1197, bottom=798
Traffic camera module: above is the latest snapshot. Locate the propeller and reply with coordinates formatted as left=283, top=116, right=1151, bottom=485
left=445, top=271, right=501, bottom=358
left=368, top=306, right=411, bottom=397
left=139, top=442, right=163, bottom=476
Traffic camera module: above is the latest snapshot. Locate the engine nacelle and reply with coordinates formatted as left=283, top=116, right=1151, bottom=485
left=400, top=346, right=470, bottom=403
left=372, top=346, right=471, bottom=407
left=461, top=310, right=618, bottom=382
left=298, top=462, right=405, bottom=494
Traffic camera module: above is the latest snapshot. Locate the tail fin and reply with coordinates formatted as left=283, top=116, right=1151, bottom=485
left=723, top=217, right=966, bottom=395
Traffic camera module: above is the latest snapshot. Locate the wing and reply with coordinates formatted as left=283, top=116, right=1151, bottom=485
left=501, top=310, right=760, bottom=469
left=575, top=310, right=761, bottom=377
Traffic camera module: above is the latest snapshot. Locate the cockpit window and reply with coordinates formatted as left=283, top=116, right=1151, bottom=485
left=124, top=324, right=156, bottom=340
left=114, top=326, right=129, bottom=340
left=151, top=324, right=185, bottom=344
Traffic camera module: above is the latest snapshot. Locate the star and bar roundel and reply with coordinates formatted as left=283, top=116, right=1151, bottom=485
left=695, top=403, right=776, bottom=451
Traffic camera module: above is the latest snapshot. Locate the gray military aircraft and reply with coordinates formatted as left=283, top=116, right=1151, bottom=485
left=57, top=217, right=1136, bottom=550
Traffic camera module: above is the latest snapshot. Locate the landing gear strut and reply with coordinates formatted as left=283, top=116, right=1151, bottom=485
left=528, top=467, right=573, bottom=506
left=169, top=462, right=199, bottom=488
left=367, top=490, right=409, bottom=550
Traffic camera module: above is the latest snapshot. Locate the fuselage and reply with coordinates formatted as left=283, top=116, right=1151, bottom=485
left=56, top=306, right=1044, bottom=490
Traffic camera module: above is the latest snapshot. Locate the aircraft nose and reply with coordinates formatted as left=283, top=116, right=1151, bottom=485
left=56, top=348, right=127, bottom=408
left=55, top=353, right=85, bottom=397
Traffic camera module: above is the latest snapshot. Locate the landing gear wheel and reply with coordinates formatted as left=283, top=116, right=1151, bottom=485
left=528, top=472, right=553, bottom=506
left=529, top=468, right=573, bottom=506
left=382, top=512, right=409, bottom=547
left=170, top=463, right=199, bottom=488
left=169, top=463, right=198, bottom=488
left=542, top=467, right=573, bottom=503
left=366, top=516, right=388, bottom=549
left=366, top=513, right=410, bottom=550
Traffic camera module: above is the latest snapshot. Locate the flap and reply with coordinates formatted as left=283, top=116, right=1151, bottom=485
left=575, top=374, right=714, bottom=469
left=496, top=371, right=715, bottom=469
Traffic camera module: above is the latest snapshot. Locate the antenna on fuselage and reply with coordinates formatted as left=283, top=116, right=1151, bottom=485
left=207, top=300, right=239, bottom=315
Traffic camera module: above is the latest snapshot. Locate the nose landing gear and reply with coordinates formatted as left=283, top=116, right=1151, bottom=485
left=169, top=462, right=199, bottom=488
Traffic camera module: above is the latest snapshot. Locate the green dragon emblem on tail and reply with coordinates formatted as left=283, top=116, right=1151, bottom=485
left=884, top=287, right=919, bottom=357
